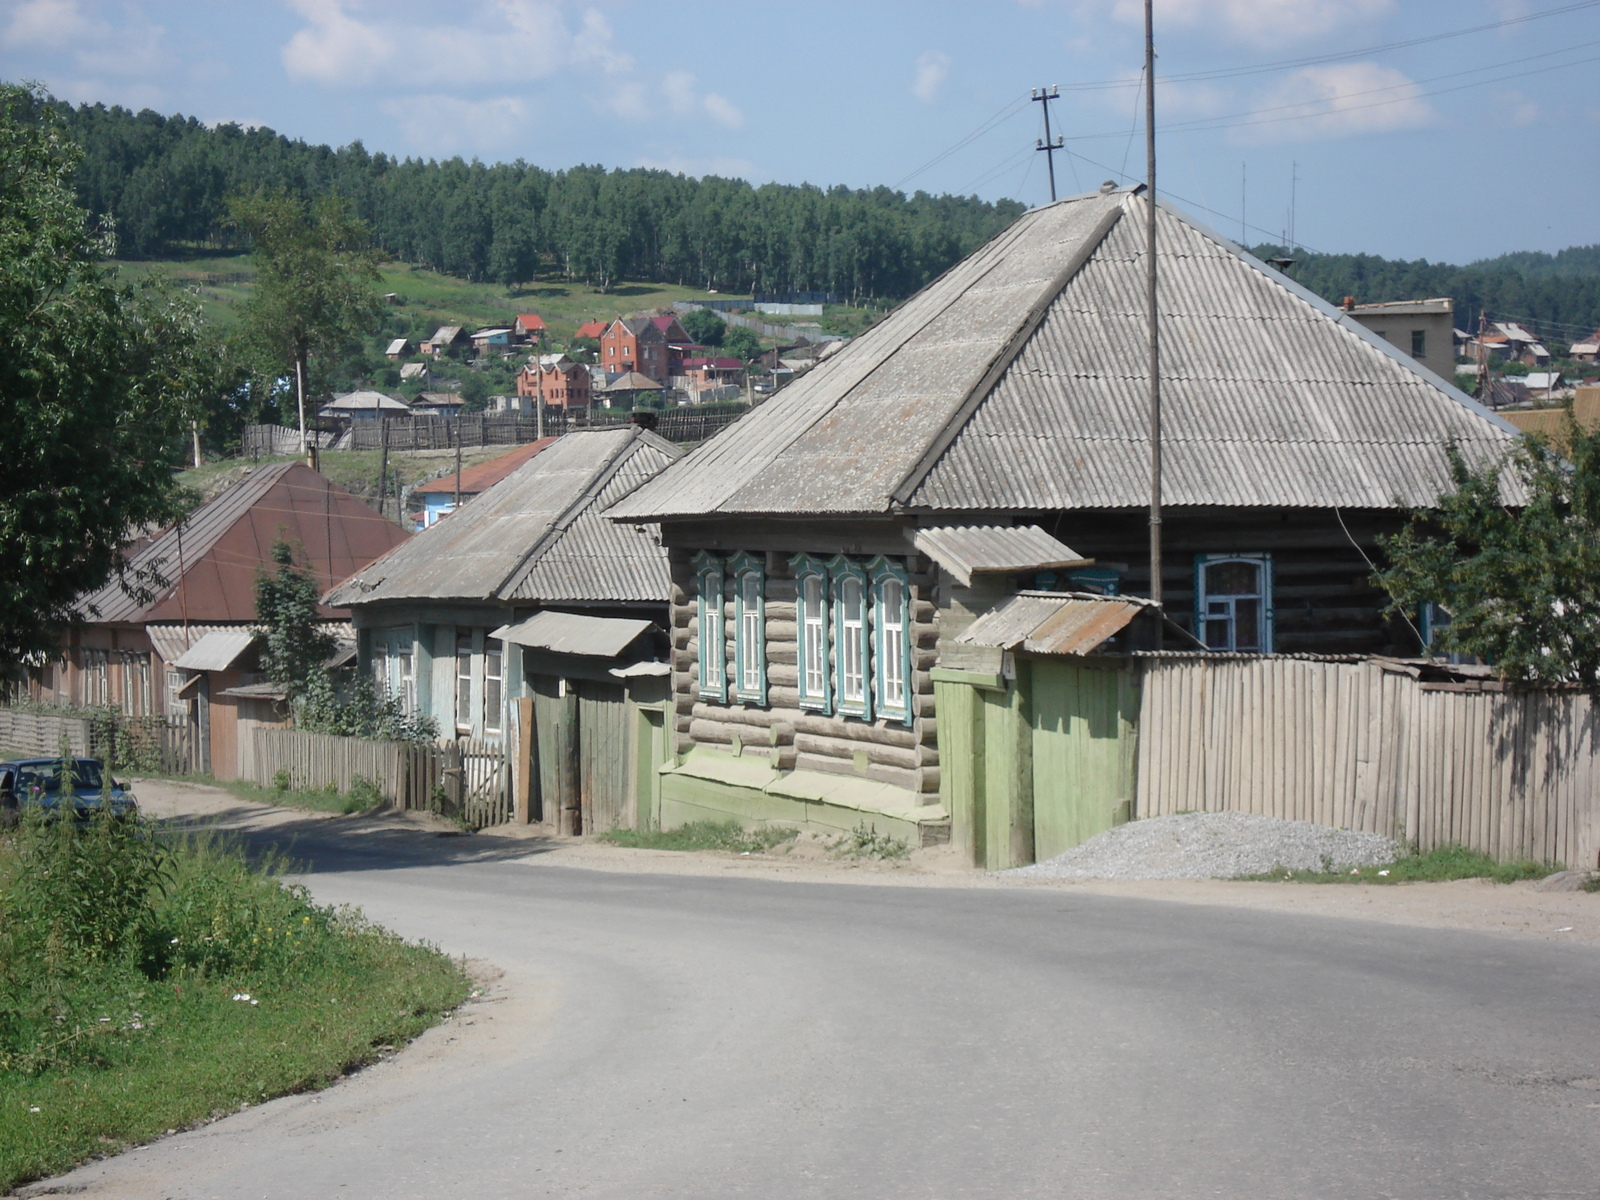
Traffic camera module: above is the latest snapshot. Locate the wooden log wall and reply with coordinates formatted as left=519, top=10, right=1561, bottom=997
left=1135, top=657, right=1600, bottom=870
left=669, top=545, right=942, bottom=798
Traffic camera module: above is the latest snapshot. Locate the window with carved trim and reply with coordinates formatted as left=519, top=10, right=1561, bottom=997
left=829, top=556, right=872, bottom=719
left=791, top=554, right=831, bottom=712
left=693, top=552, right=727, bottom=701
left=729, top=552, right=766, bottom=704
left=868, top=556, right=912, bottom=724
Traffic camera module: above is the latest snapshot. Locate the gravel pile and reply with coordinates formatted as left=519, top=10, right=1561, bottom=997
left=1007, top=811, right=1400, bottom=880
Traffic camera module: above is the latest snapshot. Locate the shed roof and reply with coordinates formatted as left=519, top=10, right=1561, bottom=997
left=410, top=440, right=556, bottom=497
left=574, top=320, right=607, bottom=340
left=956, top=592, right=1150, bottom=656
left=385, top=338, right=411, bottom=355
left=323, top=391, right=410, bottom=413
left=172, top=629, right=257, bottom=671
left=491, top=611, right=653, bottom=658
left=910, top=525, right=1090, bottom=587
left=603, top=372, right=664, bottom=392
left=324, top=428, right=682, bottom=607
left=609, top=188, right=1521, bottom=521
left=77, top=465, right=407, bottom=626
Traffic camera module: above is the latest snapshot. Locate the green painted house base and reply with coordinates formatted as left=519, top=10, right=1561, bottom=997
left=659, top=747, right=949, bottom=846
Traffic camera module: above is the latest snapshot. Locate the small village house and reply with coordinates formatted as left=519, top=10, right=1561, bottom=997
left=319, top=391, right=413, bottom=422
left=1346, top=297, right=1455, bottom=379
left=325, top=427, right=683, bottom=833
left=41, top=464, right=409, bottom=779
left=516, top=354, right=593, bottom=411
left=514, top=314, right=546, bottom=342
left=421, top=325, right=471, bottom=357
left=471, top=327, right=514, bottom=356
left=573, top=319, right=608, bottom=342
left=410, top=390, right=464, bottom=419
left=606, top=185, right=1522, bottom=860
left=674, top=356, right=746, bottom=394
left=408, top=440, right=555, bottom=528
left=385, top=337, right=413, bottom=360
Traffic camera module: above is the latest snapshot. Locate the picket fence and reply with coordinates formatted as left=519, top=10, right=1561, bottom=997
left=1135, top=657, right=1600, bottom=871
left=247, top=728, right=510, bottom=829
left=0, top=709, right=196, bottom=775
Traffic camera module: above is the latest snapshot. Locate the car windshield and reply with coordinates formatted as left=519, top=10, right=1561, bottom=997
left=14, top=761, right=104, bottom=793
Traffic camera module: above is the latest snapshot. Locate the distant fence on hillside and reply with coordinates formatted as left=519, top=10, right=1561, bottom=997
left=240, top=426, right=338, bottom=457
left=673, top=301, right=842, bottom=344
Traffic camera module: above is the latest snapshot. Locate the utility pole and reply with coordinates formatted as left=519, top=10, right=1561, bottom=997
left=452, top=423, right=462, bottom=513
left=295, top=358, right=307, bottom=455
left=1240, top=162, right=1247, bottom=245
left=377, top=416, right=390, bottom=523
left=1289, top=161, right=1298, bottom=251
left=1144, top=0, right=1163, bottom=612
left=1032, top=86, right=1064, bottom=202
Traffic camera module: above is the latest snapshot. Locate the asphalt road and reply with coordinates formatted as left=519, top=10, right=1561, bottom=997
left=35, top=818, right=1600, bottom=1200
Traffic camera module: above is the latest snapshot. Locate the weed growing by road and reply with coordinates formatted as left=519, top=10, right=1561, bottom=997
left=1238, top=844, right=1558, bottom=885
left=228, top=775, right=385, bottom=815
left=0, top=810, right=467, bottom=1192
left=834, top=822, right=910, bottom=862
left=600, top=820, right=797, bottom=854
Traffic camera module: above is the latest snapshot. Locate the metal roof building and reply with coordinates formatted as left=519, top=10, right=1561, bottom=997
left=610, top=187, right=1522, bottom=522
left=326, top=427, right=683, bottom=608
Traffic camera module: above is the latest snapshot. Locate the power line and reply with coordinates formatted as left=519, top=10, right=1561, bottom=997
left=893, top=96, right=1030, bottom=191
left=1055, top=0, right=1600, bottom=93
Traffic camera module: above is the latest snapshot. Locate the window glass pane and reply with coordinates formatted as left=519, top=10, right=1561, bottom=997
left=1233, top=599, right=1262, bottom=650
left=802, top=575, right=826, bottom=700
left=1207, top=562, right=1260, bottom=595
left=484, top=648, right=502, bottom=730
left=456, top=635, right=472, bottom=727
left=880, top=579, right=906, bottom=708
left=841, top=577, right=864, bottom=703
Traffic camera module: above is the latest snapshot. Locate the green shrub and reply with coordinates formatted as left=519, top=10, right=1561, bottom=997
left=836, top=821, right=910, bottom=861
left=599, top=820, right=796, bottom=854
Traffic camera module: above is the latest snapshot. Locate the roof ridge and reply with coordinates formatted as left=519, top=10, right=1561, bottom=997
left=889, top=199, right=1126, bottom=507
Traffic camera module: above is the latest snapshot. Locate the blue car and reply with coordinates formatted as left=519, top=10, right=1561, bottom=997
left=0, top=758, right=138, bottom=825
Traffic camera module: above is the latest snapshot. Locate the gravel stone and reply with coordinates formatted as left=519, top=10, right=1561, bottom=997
left=1007, top=811, right=1400, bottom=880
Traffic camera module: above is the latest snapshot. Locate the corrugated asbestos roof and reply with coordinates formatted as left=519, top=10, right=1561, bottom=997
left=956, top=592, right=1149, bottom=656
left=325, top=428, right=682, bottom=607
left=491, top=611, right=654, bottom=658
left=609, top=188, right=1521, bottom=521
left=910, top=525, right=1090, bottom=587
left=77, top=465, right=407, bottom=627
left=146, top=621, right=353, bottom=667
left=172, top=629, right=257, bottom=671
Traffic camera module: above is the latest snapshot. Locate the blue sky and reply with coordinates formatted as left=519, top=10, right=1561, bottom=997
left=2, top=0, right=1596, bottom=262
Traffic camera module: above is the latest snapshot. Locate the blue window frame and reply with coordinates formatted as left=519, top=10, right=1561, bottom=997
left=791, top=553, right=831, bottom=712
left=828, top=555, right=872, bottom=720
left=693, top=551, right=727, bottom=701
left=729, top=552, right=767, bottom=704
left=867, top=556, right=913, bottom=725
left=1194, top=554, right=1274, bottom=652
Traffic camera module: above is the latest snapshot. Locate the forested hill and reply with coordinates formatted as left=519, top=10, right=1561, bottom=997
left=47, top=97, right=1025, bottom=301
left=1252, top=244, right=1600, bottom=345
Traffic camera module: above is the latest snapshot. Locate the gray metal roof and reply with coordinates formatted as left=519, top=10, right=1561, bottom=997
left=325, top=428, right=681, bottom=607
left=610, top=188, right=1522, bottom=521
left=910, top=525, right=1089, bottom=587
left=491, top=611, right=654, bottom=659
left=955, top=592, right=1149, bottom=656
left=172, top=629, right=257, bottom=671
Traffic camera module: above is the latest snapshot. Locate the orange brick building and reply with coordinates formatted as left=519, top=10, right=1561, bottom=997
left=516, top=354, right=592, bottom=410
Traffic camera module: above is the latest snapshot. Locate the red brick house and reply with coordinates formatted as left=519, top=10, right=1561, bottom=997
left=599, top=316, right=694, bottom=385
left=515, top=354, right=592, bottom=411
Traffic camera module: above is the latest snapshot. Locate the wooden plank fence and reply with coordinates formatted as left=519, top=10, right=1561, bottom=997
left=0, top=709, right=93, bottom=757
left=0, top=709, right=196, bottom=775
left=1135, top=657, right=1600, bottom=870
left=247, top=728, right=510, bottom=829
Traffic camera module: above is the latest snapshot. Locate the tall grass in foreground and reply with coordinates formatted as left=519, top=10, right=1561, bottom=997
left=0, top=808, right=467, bottom=1192
left=1239, top=844, right=1558, bottom=884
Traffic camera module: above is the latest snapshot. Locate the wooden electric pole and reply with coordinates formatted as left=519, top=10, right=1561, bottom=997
left=1032, top=86, right=1064, bottom=202
left=1144, top=0, right=1163, bottom=611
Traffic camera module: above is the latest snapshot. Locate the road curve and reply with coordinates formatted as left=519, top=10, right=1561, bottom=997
left=33, top=821, right=1600, bottom=1200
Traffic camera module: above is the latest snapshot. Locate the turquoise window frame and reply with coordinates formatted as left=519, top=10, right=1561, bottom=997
left=1193, top=553, right=1274, bottom=653
left=693, top=551, right=727, bottom=701
left=729, top=551, right=767, bottom=705
left=790, top=553, right=832, bottom=713
left=867, top=556, right=914, bottom=725
left=828, top=555, right=873, bottom=720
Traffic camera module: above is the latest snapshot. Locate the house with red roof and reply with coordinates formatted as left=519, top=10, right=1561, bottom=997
left=514, top=314, right=546, bottom=341
left=409, top=440, right=557, bottom=529
left=573, top=320, right=608, bottom=341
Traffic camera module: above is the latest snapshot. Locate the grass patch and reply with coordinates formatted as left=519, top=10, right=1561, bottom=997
left=599, top=820, right=796, bottom=854
left=223, top=775, right=385, bottom=816
left=0, top=813, right=468, bottom=1193
left=1238, top=844, right=1560, bottom=885
left=834, top=821, right=910, bottom=862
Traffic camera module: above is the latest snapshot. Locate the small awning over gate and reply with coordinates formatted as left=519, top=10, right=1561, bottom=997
left=492, top=611, right=654, bottom=659
left=955, top=592, right=1150, bottom=656
left=910, top=524, right=1091, bottom=587
left=172, top=629, right=257, bottom=671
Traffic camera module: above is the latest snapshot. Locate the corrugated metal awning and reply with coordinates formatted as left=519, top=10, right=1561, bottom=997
left=911, top=525, right=1091, bottom=587
left=172, top=629, right=257, bottom=671
left=955, top=592, right=1149, bottom=656
left=492, top=611, right=654, bottom=659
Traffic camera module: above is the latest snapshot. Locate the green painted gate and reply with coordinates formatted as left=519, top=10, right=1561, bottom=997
left=936, top=657, right=1139, bottom=870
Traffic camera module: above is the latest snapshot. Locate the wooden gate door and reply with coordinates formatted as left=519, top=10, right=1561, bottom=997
left=576, top=679, right=631, bottom=834
left=1029, top=659, right=1140, bottom=861
left=530, top=675, right=579, bottom=834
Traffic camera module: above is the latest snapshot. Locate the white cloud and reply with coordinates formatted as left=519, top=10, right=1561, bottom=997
left=701, top=92, right=743, bottom=130
left=632, top=69, right=742, bottom=128
left=911, top=50, right=951, bottom=104
left=281, top=2, right=395, bottom=87
left=1107, top=0, right=1394, bottom=48
left=3, top=0, right=89, bottom=49
left=0, top=0, right=171, bottom=103
left=1239, top=61, right=1433, bottom=142
left=380, top=94, right=531, bottom=157
left=1491, top=88, right=1539, bottom=128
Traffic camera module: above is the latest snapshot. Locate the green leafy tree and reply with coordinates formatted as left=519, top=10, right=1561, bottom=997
left=722, top=325, right=762, bottom=362
left=459, top=372, right=490, bottom=412
left=253, top=541, right=337, bottom=702
left=228, top=188, right=381, bottom=424
left=1377, top=417, right=1600, bottom=694
left=680, top=306, right=726, bottom=347
left=0, top=85, right=207, bottom=673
